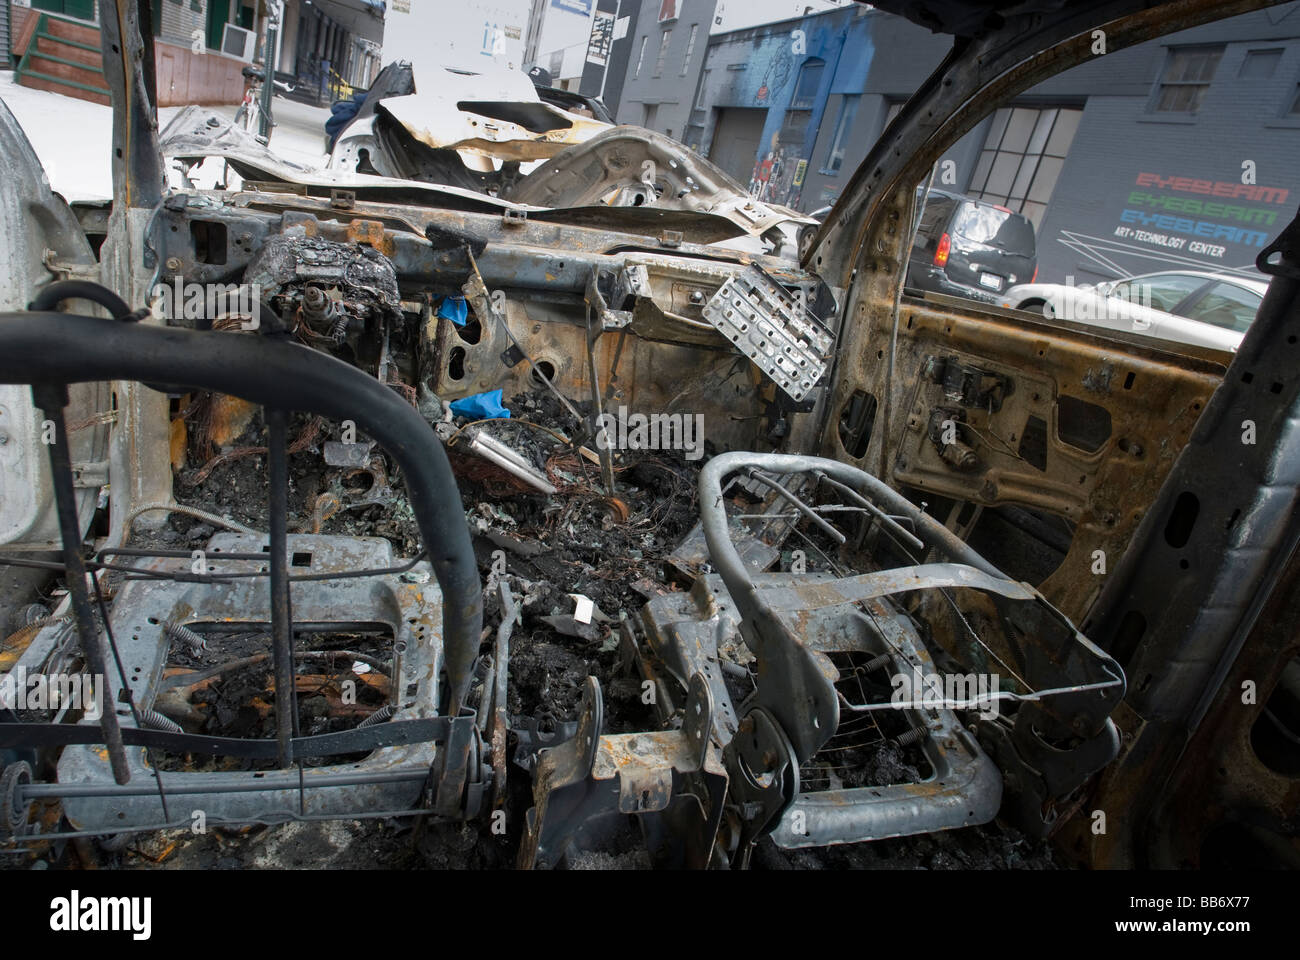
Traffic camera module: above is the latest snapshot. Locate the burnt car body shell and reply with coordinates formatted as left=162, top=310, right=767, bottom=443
left=0, top=0, right=1296, bottom=869
left=807, top=0, right=1298, bottom=868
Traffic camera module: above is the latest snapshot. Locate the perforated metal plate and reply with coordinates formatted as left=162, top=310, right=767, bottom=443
left=701, top=266, right=833, bottom=402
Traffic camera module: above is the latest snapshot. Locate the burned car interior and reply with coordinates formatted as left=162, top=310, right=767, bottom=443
left=0, top=0, right=1297, bottom=874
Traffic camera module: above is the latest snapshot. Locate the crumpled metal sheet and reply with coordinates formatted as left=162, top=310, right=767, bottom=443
left=159, top=105, right=525, bottom=213
left=506, top=126, right=817, bottom=241
left=380, top=92, right=610, bottom=162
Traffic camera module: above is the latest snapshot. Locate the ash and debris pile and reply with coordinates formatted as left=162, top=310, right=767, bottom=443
left=152, top=629, right=393, bottom=773
left=90, top=384, right=1063, bottom=871
left=455, top=390, right=703, bottom=730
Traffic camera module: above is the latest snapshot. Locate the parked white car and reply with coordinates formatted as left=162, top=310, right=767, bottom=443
left=1001, top=270, right=1267, bottom=351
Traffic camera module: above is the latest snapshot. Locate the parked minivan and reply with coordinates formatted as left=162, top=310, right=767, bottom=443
left=905, top=188, right=1038, bottom=304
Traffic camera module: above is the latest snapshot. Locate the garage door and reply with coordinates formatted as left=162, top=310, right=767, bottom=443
left=708, top=107, right=766, bottom=186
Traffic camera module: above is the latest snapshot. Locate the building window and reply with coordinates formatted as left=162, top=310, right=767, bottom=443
left=966, top=105, right=1082, bottom=230
left=823, top=95, right=860, bottom=174
left=1154, top=45, right=1223, bottom=113
left=31, top=0, right=99, bottom=22
left=779, top=109, right=812, bottom=157
left=791, top=58, right=825, bottom=110
left=1240, top=48, right=1282, bottom=79
left=682, top=24, right=698, bottom=74
left=654, top=29, right=672, bottom=77
left=634, top=35, right=648, bottom=78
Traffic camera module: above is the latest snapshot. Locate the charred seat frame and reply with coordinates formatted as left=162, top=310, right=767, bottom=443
left=0, top=309, right=486, bottom=838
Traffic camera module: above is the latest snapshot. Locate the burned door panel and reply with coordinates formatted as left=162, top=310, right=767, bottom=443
left=0, top=101, right=109, bottom=557
left=823, top=295, right=1225, bottom=623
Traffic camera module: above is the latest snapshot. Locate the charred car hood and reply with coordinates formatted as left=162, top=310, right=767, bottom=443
left=161, top=106, right=811, bottom=252
left=160, top=106, right=760, bottom=246
left=379, top=92, right=610, bottom=163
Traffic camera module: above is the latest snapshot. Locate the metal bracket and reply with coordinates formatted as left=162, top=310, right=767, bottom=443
left=518, top=673, right=728, bottom=869
left=722, top=707, right=799, bottom=868
left=431, top=709, right=489, bottom=820
left=701, top=265, right=833, bottom=402
left=922, top=354, right=1013, bottom=411
left=70, top=459, right=110, bottom=488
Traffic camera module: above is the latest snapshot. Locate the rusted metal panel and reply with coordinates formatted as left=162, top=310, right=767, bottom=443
left=828, top=297, right=1225, bottom=621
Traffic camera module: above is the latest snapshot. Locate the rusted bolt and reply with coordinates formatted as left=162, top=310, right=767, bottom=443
left=164, top=257, right=182, bottom=271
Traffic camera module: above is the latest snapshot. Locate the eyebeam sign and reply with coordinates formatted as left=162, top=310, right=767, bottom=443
left=1117, top=172, right=1288, bottom=259
left=1047, top=166, right=1293, bottom=282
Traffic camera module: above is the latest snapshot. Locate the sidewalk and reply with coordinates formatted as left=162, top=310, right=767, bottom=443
left=0, top=72, right=333, bottom=202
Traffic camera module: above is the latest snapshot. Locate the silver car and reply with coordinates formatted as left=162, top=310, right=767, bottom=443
left=1001, top=270, right=1267, bottom=351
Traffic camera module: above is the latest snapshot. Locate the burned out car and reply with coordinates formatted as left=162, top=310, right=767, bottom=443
left=0, top=0, right=1297, bottom=873
left=159, top=60, right=815, bottom=262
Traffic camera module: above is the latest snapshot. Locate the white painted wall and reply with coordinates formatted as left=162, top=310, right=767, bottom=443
left=381, top=0, right=532, bottom=72
left=533, top=0, right=597, bottom=81
left=710, top=0, right=847, bottom=34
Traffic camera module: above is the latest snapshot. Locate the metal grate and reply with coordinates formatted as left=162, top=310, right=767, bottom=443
left=798, top=650, right=933, bottom=792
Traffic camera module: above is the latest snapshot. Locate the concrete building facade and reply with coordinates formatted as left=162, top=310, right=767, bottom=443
left=670, top=2, right=1300, bottom=284
left=614, top=0, right=715, bottom=139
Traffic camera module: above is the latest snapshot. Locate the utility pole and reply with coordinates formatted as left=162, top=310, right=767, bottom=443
left=258, top=0, right=282, bottom=141
left=597, top=0, right=622, bottom=102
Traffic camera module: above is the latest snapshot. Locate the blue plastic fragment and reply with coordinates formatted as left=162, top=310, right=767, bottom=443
left=437, top=296, right=468, bottom=326
left=449, top=389, right=510, bottom=420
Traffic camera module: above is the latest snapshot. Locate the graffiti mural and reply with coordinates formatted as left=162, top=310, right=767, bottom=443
left=754, top=52, right=793, bottom=104
left=695, top=10, right=863, bottom=209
